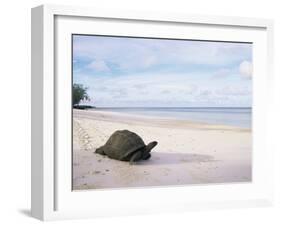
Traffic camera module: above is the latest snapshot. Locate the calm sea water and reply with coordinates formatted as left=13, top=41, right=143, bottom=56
left=94, top=107, right=252, bottom=129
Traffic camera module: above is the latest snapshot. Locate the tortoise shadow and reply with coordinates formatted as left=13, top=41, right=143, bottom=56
left=139, top=152, right=215, bottom=165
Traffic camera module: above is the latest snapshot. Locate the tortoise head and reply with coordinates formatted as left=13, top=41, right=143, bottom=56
left=129, top=141, right=158, bottom=164
left=141, top=141, right=158, bottom=160
left=146, top=141, right=158, bottom=153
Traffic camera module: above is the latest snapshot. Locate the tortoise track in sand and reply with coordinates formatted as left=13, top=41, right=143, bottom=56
left=73, top=119, right=110, bottom=152
left=73, top=119, right=95, bottom=152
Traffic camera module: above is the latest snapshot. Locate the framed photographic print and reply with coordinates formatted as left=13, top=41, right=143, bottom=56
left=31, top=4, right=274, bottom=221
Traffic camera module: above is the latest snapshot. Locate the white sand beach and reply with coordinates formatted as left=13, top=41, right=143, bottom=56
left=72, top=109, right=252, bottom=190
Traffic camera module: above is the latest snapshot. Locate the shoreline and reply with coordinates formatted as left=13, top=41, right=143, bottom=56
left=73, top=109, right=251, bottom=132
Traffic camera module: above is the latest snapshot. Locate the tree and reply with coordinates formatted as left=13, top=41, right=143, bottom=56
left=73, top=83, right=90, bottom=106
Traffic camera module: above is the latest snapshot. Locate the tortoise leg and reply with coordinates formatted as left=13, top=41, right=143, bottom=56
left=95, top=147, right=105, bottom=155
left=129, top=151, right=142, bottom=165
left=142, top=152, right=151, bottom=160
left=141, top=141, right=157, bottom=160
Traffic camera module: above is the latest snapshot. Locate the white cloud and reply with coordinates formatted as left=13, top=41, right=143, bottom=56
left=216, top=85, right=251, bottom=96
left=76, top=72, right=251, bottom=107
left=87, top=60, right=110, bottom=72
left=239, top=61, right=252, bottom=79
left=73, top=35, right=252, bottom=73
left=73, top=36, right=252, bottom=107
left=212, top=68, right=232, bottom=79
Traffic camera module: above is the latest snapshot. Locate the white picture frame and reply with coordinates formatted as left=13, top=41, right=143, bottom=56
left=31, top=4, right=274, bottom=221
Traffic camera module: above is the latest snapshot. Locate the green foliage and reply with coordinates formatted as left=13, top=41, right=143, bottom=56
left=73, top=83, right=90, bottom=106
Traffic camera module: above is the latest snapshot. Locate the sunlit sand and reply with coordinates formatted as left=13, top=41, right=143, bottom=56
left=72, top=109, right=251, bottom=190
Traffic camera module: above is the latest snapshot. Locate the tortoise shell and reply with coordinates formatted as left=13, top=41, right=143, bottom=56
left=95, top=130, right=157, bottom=163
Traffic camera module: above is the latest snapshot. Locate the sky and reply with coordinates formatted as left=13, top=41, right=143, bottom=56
left=73, top=35, right=252, bottom=107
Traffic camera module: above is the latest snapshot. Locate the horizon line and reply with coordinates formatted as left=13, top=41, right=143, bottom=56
left=89, top=106, right=252, bottom=109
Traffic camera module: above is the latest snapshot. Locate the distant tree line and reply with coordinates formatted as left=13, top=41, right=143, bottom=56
left=73, top=83, right=93, bottom=109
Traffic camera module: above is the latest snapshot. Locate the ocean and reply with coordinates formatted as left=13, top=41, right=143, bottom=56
left=93, top=107, right=252, bottom=129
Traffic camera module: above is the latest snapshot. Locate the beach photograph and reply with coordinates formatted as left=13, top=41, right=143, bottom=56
left=72, top=35, right=252, bottom=190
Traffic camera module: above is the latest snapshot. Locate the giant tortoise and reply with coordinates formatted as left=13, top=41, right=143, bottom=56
left=95, top=130, right=157, bottom=164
